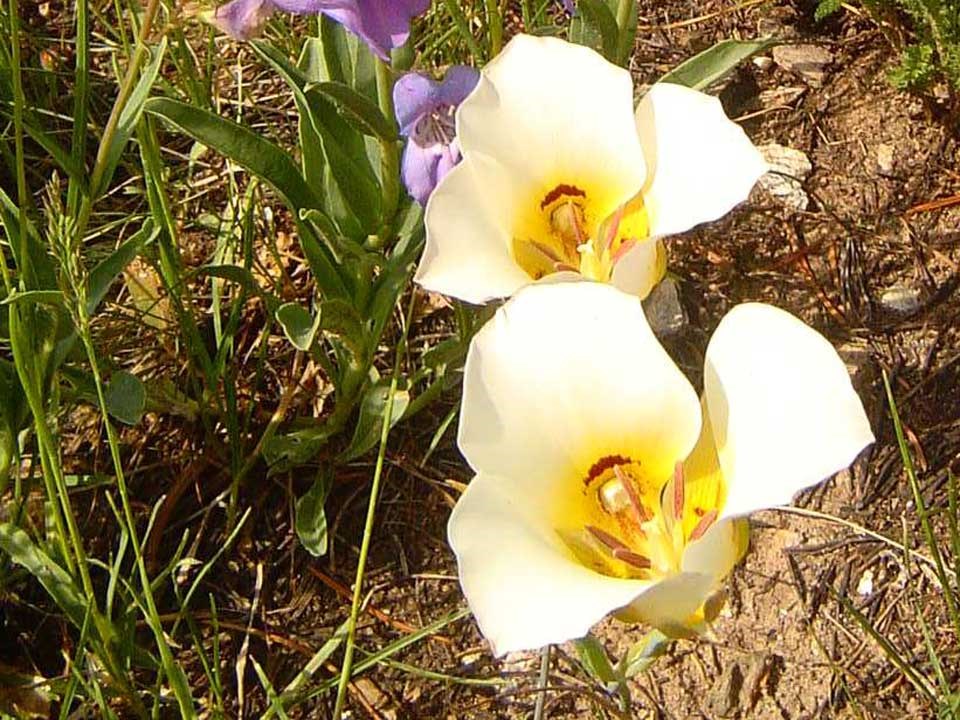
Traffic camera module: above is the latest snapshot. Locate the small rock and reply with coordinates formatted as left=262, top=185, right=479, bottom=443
left=752, top=55, right=773, bottom=71
left=757, top=143, right=813, bottom=211
left=759, top=85, right=806, bottom=108
left=857, top=569, right=875, bottom=597
left=643, top=276, right=686, bottom=335
left=876, top=143, right=895, bottom=175
left=772, top=44, right=834, bottom=87
left=880, top=285, right=921, bottom=314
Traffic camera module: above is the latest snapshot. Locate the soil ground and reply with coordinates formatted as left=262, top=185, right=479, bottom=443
left=4, top=0, right=959, bottom=718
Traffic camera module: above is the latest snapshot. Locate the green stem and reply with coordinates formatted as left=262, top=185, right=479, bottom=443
left=521, top=0, right=535, bottom=30
left=67, top=0, right=89, bottom=216
left=485, top=0, right=503, bottom=57
left=375, top=59, right=400, bottom=246
left=615, top=0, right=635, bottom=64
left=332, top=293, right=416, bottom=719
left=76, top=323, right=196, bottom=716
left=74, top=0, right=162, bottom=236
left=440, top=0, right=485, bottom=61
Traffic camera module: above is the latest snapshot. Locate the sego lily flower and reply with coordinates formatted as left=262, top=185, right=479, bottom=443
left=393, top=66, right=480, bottom=206
left=449, top=282, right=874, bottom=654
left=211, top=0, right=429, bottom=59
left=415, top=34, right=768, bottom=303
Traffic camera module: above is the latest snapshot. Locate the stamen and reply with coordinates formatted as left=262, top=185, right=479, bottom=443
left=613, top=465, right=652, bottom=522
left=599, top=205, right=625, bottom=253
left=688, top=508, right=718, bottom=541
left=524, top=239, right=563, bottom=264
left=585, top=525, right=630, bottom=553
left=612, top=548, right=652, bottom=570
left=672, top=462, right=685, bottom=520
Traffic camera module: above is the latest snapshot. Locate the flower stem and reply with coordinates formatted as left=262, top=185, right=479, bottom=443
left=440, top=0, right=485, bottom=61
left=485, top=0, right=503, bottom=57
left=331, top=292, right=416, bottom=719
left=376, top=58, right=401, bottom=246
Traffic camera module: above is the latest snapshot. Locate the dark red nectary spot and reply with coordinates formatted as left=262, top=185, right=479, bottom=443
left=540, top=184, right=587, bottom=209
left=584, top=454, right=630, bottom=486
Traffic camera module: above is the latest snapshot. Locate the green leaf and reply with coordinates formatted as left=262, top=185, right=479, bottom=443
left=658, top=38, right=778, bottom=91
left=0, top=360, right=26, bottom=485
left=569, top=0, right=620, bottom=61
left=104, top=370, right=146, bottom=425
left=0, top=523, right=88, bottom=629
left=0, top=290, right=64, bottom=307
left=573, top=635, right=618, bottom=684
left=144, top=97, right=321, bottom=212
left=339, top=378, right=410, bottom=462
left=0, top=187, right=58, bottom=290
left=252, top=40, right=380, bottom=237
left=95, top=38, right=168, bottom=198
left=276, top=302, right=322, bottom=352
left=295, top=471, right=333, bottom=557
left=86, top=218, right=159, bottom=315
left=306, top=81, right=398, bottom=141
left=619, top=630, right=670, bottom=679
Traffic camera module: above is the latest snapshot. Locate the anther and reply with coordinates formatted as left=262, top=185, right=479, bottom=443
left=612, top=548, right=652, bottom=570
left=688, top=508, right=718, bottom=541
left=585, top=525, right=630, bottom=553
left=599, top=205, right=625, bottom=253
left=613, top=465, right=652, bottom=522
left=672, top=462, right=685, bottom=520
left=586, top=526, right=651, bottom=571
left=524, top=239, right=563, bottom=264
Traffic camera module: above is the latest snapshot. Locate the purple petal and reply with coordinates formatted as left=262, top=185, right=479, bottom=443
left=213, top=0, right=276, bottom=40
left=393, top=73, right=442, bottom=137
left=436, top=65, right=481, bottom=107
left=561, top=0, right=576, bottom=13
left=270, top=0, right=430, bottom=59
left=401, top=141, right=443, bottom=206
left=393, top=66, right=479, bottom=137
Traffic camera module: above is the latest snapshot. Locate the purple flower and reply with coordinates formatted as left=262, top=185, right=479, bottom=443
left=212, top=0, right=430, bottom=59
left=560, top=0, right=575, bottom=13
left=393, top=66, right=479, bottom=206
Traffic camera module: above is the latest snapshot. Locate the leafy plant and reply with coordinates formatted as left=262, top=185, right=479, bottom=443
left=817, top=0, right=960, bottom=91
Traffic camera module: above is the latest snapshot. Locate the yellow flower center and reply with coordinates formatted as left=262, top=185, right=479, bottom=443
left=555, top=454, right=722, bottom=582
left=511, top=182, right=651, bottom=283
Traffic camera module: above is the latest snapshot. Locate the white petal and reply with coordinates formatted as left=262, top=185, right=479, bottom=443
left=618, top=519, right=745, bottom=632
left=449, top=471, right=654, bottom=654
left=610, top=239, right=665, bottom=299
left=681, top=518, right=743, bottom=579
left=614, top=572, right=714, bottom=630
left=417, top=158, right=531, bottom=303
left=458, top=281, right=702, bottom=484
left=636, top=83, right=767, bottom=238
left=703, top=303, right=874, bottom=520
left=457, top=34, right=647, bottom=220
